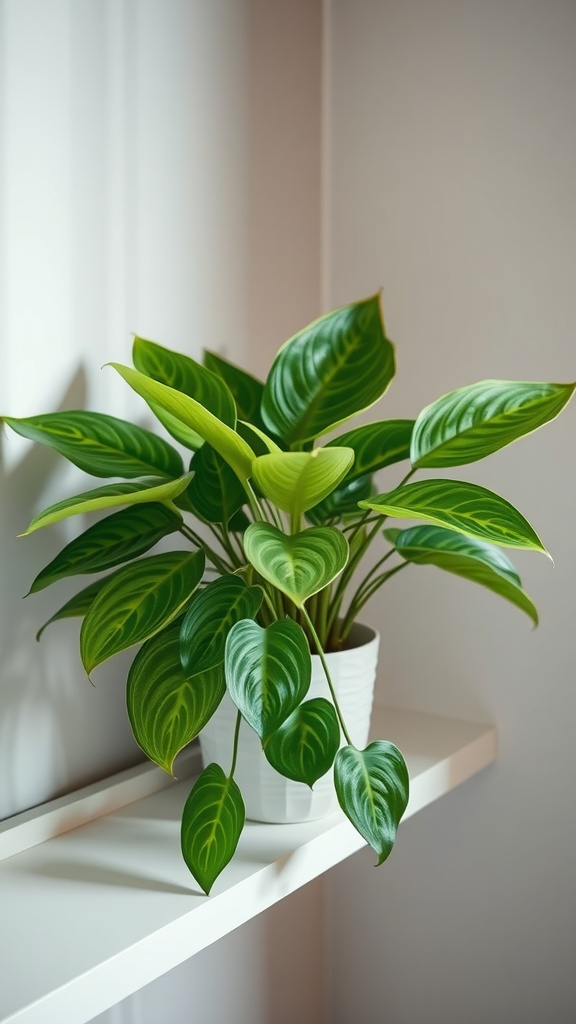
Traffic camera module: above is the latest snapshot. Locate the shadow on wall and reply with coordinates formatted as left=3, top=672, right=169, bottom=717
left=0, top=366, right=141, bottom=820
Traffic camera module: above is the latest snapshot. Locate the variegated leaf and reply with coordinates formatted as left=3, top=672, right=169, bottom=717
left=36, top=578, right=106, bottom=641
left=180, top=575, right=263, bottom=676
left=263, top=698, right=340, bottom=786
left=243, top=523, right=349, bottom=608
left=327, top=419, right=414, bottom=480
left=334, top=741, right=409, bottom=864
left=252, top=447, right=354, bottom=525
left=203, top=349, right=265, bottom=426
left=181, top=764, right=245, bottom=894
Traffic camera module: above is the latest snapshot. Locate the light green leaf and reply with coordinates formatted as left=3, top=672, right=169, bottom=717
left=386, top=525, right=538, bottom=624
left=184, top=444, right=246, bottom=524
left=238, top=421, right=282, bottom=455
left=21, top=473, right=194, bottom=535
left=181, top=763, right=245, bottom=894
left=334, top=741, right=409, bottom=864
left=80, top=550, right=205, bottom=675
left=109, top=363, right=255, bottom=482
left=225, top=618, right=311, bottom=741
left=203, top=349, right=265, bottom=426
left=127, top=624, right=225, bottom=775
left=327, top=420, right=414, bottom=481
left=263, top=698, right=340, bottom=786
left=243, top=523, right=349, bottom=608
left=252, top=447, right=354, bottom=525
left=2, top=411, right=183, bottom=479
left=180, top=575, right=263, bottom=676
left=36, top=578, right=106, bottom=641
left=360, top=479, right=548, bottom=554
left=411, top=380, right=576, bottom=468
left=29, top=504, right=182, bottom=592
left=261, top=295, right=395, bottom=445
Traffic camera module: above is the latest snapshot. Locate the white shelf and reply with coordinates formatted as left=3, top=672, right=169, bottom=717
left=0, top=706, right=496, bottom=1024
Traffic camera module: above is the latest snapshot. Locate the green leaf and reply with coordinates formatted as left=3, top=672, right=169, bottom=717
left=263, top=698, right=340, bottom=786
left=225, top=618, right=311, bottom=741
left=203, top=349, right=265, bottom=426
left=29, top=504, right=182, bottom=592
left=184, top=444, right=246, bottom=524
left=237, top=420, right=282, bottom=455
left=109, top=364, right=255, bottom=482
left=334, top=741, right=409, bottom=864
left=359, top=479, right=548, bottom=554
left=21, top=473, right=194, bottom=535
left=243, top=523, right=349, bottom=608
left=411, top=380, right=576, bottom=468
left=2, top=411, right=183, bottom=478
left=127, top=624, right=225, bottom=774
left=252, top=448, right=354, bottom=524
left=36, top=578, right=107, bottom=641
left=133, top=336, right=236, bottom=449
left=181, top=763, right=245, bottom=894
left=306, top=474, right=376, bottom=525
left=327, top=420, right=414, bottom=481
left=180, top=576, right=263, bottom=676
left=387, top=525, right=538, bottom=624
left=261, top=295, right=395, bottom=445
left=80, top=550, right=205, bottom=675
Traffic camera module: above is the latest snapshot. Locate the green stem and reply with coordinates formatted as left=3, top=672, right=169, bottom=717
left=178, top=524, right=232, bottom=575
left=339, top=562, right=410, bottom=641
left=300, top=605, right=353, bottom=746
left=229, top=710, right=243, bottom=778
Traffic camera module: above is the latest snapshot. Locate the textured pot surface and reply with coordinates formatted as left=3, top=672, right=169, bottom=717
left=199, top=622, right=379, bottom=823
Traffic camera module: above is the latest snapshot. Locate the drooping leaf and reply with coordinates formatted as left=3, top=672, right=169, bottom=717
left=184, top=444, right=246, bottom=524
left=225, top=618, right=311, bottom=741
left=2, top=411, right=183, bottom=478
left=327, top=420, right=414, bottom=481
left=36, top=578, right=107, bottom=641
left=127, top=623, right=225, bottom=774
left=386, top=524, right=539, bottom=625
left=133, top=336, right=236, bottom=449
left=263, top=698, right=340, bottom=786
left=20, top=473, right=194, bottom=535
left=181, top=763, right=245, bottom=894
left=243, top=523, right=349, bottom=608
left=203, top=349, right=265, bottom=426
left=334, top=741, right=409, bottom=864
left=180, top=575, right=263, bottom=676
left=108, top=364, right=255, bottom=482
left=261, top=295, right=395, bottom=445
left=252, top=447, right=355, bottom=524
left=80, top=550, right=205, bottom=675
left=29, top=504, right=182, bottom=592
left=306, top=474, right=376, bottom=524
left=411, top=380, right=576, bottom=468
left=359, top=479, right=548, bottom=555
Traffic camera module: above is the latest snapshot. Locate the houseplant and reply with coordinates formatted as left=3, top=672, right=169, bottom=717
left=2, top=293, right=574, bottom=894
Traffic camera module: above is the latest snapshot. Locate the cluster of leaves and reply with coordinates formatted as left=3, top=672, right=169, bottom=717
left=3, top=294, right=574, bottom=893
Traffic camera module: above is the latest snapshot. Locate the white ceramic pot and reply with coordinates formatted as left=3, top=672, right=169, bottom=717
left=198, top=622, right=379, bottom=823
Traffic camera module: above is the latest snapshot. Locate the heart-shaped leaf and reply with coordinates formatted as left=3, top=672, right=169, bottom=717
left=181, top=763, right=245, bottom=894
left=334, top=741, right=409, bottom=864
left=252, top=448, right=354, bottom=525
left=327, top=420, right=414, bottom=481
left=80, top=550, right=205, bottom=675
left=243, top=523, right=349, bottom=608
left=2, top=411, right=183, bottom=478
left=36, top=578, right=107, bottom=641
left=261, top=295, right=395, bottom=445
left=263, top=698, right=340, bottom=786
left=203, top=349, right=265, bottom=427
left=127, top=623, right=225, bottom=774
left=411, top=380, right=576, bottom=468
left=21, top=473, right=194, bottom=535
left=360, top=479, right=548, bottom=554
left=183, top=444, right=246, bottom=524
left=109, top=364, right=255, bottom=483
left=225, top=618, right=311, bottom=741
left=180, top=575, right=263, bottom=676
left=386, top=525, right=538, bottom=624
left=29, top=504, right=182, bottom=593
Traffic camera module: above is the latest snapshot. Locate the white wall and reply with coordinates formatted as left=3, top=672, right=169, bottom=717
left=324, top=2, right=576, bottom=1022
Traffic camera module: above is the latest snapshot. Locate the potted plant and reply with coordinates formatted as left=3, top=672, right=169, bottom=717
left=2, top=294, right=573, bottom=894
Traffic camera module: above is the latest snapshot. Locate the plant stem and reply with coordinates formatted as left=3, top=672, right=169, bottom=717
left=339, top=562, right=410, bottom=641
left=229, top=710, right=243, bottom=778
left=300, top=605, right=353, bottom=746
left=178, top=524, right=232, bottom=575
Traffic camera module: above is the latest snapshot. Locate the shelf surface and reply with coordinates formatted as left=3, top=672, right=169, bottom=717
left=0, top=705, right=496, bottom=1024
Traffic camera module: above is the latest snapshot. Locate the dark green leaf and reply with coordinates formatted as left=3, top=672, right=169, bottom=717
left=185, top=444, right=246, bottom=524
left=225, top=618, right=311, bottom=741
left=334, top=741, right=409, bottom=864
left=181, top=763, right=245, bottom=894
left=80, top=550, right=205, bottom=675
left=261, top=295, right=395, bottom=445
left=244, top=523, right=349, bottom=608
left=203, top=349, right=265, bottom=426
left=36, top=578, right=107, bottom=641
left=263, top=698, right=340, bottom=786
left=180, top=575, right=263, bottom=676
left=2, top=411, right=183, bottom=478
left=29, top=504, right=182, bottom=592
left=127, top=623, right=225, bottom=774
left=306, top=474, right=376, bottom=524
left=327, top=419, right=414, bottom=481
